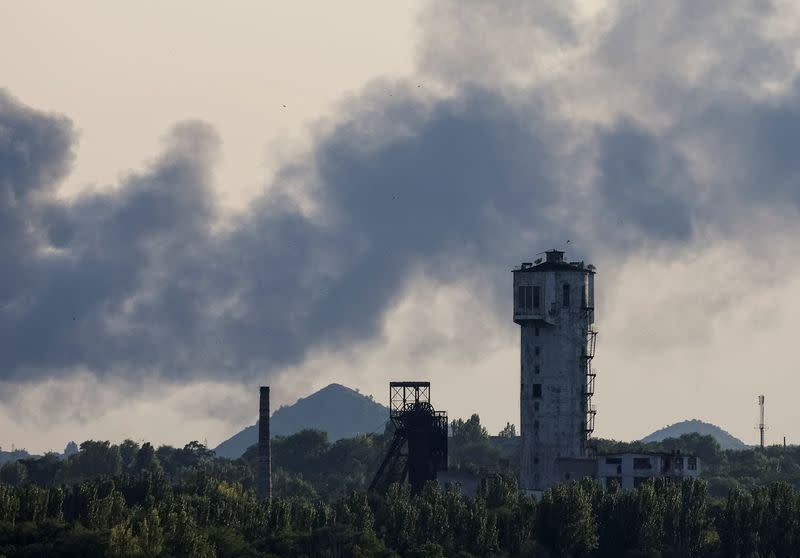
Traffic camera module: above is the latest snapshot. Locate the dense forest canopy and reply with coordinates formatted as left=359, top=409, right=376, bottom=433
left=2, top=415, right=800, bottom=556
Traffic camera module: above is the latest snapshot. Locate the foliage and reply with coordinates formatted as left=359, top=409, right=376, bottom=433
left=449, top=414, right=502, bottom=471
left=4, top=427, right=800, bottom=555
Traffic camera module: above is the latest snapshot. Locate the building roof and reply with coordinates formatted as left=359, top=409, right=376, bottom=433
left=512, top=250, right=595, bottom=274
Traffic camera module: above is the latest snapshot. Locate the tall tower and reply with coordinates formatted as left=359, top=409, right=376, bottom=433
left=513, top=250, right=597, bottom=492
left=257, top=386, right=272, bottom=502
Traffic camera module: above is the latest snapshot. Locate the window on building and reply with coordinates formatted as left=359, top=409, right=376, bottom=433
left=675, top=457, right=684, bottom=470
left=533, top=286, right=541, bottom=309
left=688, top=457, right=697, bottom=471
left=563, top=283, right=570, bottom=307
left=605, top=457, right=622, bottom=465
left=517, top=285, right=535, bottom=312
left=533, top=420, right=539, bottom=430
left=633, top=477, right=649, bottom=488
left=533, top=456, right=539, bottom=464
left=517, top=285, right=539, bottom=313
left=532, top=384, right=542, bottom=398
left=534, top=402, right=540, bottom=411
left=534, top=365, right=540, bottom=375
left=633, top=457, right=652, bottom=470
left=535, top=326, right=540, bottom=336
left=534, top=346, right=540, bottom=356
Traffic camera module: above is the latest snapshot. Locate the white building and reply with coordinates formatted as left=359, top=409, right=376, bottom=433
left=513, top=250, right=597, bottom=492
left=597, top=452, right=701, bottom=489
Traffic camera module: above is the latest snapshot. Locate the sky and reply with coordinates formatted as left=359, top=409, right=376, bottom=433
left=3, top=0, right=800, bottom=454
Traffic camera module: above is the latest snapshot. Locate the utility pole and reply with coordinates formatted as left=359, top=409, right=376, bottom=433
left=758, top=395, right=766, bottom=449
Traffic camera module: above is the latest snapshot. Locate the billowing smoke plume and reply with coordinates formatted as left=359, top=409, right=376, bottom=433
left=4, top=0, right=800, bottom=403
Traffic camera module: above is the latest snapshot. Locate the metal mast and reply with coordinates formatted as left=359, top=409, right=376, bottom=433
left=758, top=395, right=766, bottom=449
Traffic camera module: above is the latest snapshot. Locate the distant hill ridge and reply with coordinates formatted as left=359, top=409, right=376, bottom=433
left=214, top=383, right=389, bottom=459
left=641, top=419, right=747, bottom=450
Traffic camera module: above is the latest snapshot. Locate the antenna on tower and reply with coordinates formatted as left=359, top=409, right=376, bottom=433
left=757, top=395, right=766, bottom=449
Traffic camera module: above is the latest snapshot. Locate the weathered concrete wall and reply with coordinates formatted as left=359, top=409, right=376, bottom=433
left=597, top=453, right=701, bottom=489
left=514, top=259, right=595, bottom=492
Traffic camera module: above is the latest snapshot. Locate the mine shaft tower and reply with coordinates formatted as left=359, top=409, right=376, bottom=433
left=370, top=381, right=448, bottom=493
left=513, top=250, right=597, bottom=492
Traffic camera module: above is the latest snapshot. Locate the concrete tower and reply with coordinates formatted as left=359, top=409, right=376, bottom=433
left=513, top=250, right=597, bottom=492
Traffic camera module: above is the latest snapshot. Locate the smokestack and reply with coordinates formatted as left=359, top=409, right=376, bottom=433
left=257, top=386, right=272, bottom=502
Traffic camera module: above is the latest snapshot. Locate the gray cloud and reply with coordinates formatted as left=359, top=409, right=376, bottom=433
left=4, top=0, right=800, bottom=398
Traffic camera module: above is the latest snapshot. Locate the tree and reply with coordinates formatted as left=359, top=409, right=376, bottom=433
left=60, top=440, right=122, bottom=482
left=21, top=453, right=61, bottom=485
left=498, top=422, right=516, bottom=438
left=537, top=482, right=598, bottom=557
left=0, top=460, right=28, bottom=486
left=451, top=414, right=489, bottom=443
left=449, top=415, right=500, bottom=470
left=119, top=439, right=140, bottom=470
left=133, top=443, right=161, bottom=473
left=108, top=519, right=141, bottom=558
left=140, top=508, right=165, bottom=557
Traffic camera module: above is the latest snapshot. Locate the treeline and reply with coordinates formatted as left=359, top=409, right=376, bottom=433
left=4, top=472, right=800, bottom=556
left=7, top=420, right=800, bottom=504
left=0, top=414, right=502, bottom=503
left=0, top=441, right=251, bottom=493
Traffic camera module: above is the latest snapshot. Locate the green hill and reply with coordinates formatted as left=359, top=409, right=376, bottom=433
left=641, top=419, right=747, bottom=450
left=214, top=383, right=388, bottom=458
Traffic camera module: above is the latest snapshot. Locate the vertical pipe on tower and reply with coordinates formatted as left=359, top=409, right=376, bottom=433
left=257, top=386, right=272, bottom=502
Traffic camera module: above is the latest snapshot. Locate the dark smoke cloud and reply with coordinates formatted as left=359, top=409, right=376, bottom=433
left=0, top=86, right=576, bottom=385
left=4, top=0, right=800, bottom=391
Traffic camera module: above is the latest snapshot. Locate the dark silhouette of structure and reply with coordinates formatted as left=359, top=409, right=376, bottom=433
left=257, top=386, right=272, bottom=502
left=758, top=394, right=766, bottom=449
left=370, top=381, right=448, bottom=493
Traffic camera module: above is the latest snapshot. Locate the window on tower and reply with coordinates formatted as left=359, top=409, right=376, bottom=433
left=532, top=384, right=542, bottom=398
left=517, top=285, right=533, bottom=312
left=563, top=283, right=570, bottom=307
left=533, top=286, right=541, bottom=309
